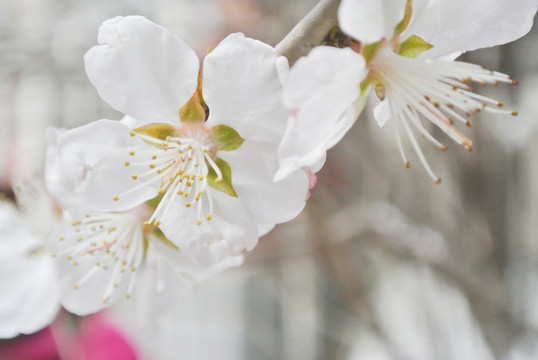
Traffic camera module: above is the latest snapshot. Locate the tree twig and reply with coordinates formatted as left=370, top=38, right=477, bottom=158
left=275, top=0, right=341, bottom=65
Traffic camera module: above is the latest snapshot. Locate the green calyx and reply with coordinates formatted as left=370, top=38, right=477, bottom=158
left=207, top=157, right=237, bottom=197
left=133, top=123, right=175, bottom=141
left=397, top=35, right=434, bottom=58
left=179, top=69, right=208, bottom=124
left=394, top=0, right=413, bottom=35
left=212, top=125, right=244, bottom=151
left=362, top=40, right=383, bottom=63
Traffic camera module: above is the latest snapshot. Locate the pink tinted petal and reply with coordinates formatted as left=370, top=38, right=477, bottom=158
left=0, top=327, right=59, bottom=360
left=85, top=16, right=199, bottom=125
left=76, top=314, right=139, bottom=360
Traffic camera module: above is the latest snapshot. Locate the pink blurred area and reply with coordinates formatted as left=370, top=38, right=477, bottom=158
left=0, top=313, right=139, bottom=360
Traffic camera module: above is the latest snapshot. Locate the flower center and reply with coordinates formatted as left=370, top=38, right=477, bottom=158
left=117, top=123, right=224, bottom=227
left=366, top=42, right=517, bottom=182
left=52, top=207, right=149, bottom=303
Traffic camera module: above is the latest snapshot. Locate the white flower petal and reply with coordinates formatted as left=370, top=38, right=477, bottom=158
left=149, top=238, right=243, bottom=285
left=54, top=246, right=132, bottom=315
left=275, top=46, right=367, bottom=180
left=0, top=202, right=59, bottom=338
left=406, top=0, right=537, bottom=58
left=373, top=99, right=391, bottom=127
left=57, top=119, right=159, bottom=212
left=50, top=208, right=147, bottom=315
left=203, top=33, right=288, bottom=143
left=160, top=190, right=258, bottom=267
left=338, top=0, right=407, bottom=43
left=45, top=127, right=87, bottom=212
left=221, top=140, right=309, bottom=224
left=84, top=16, right=199, bottom=125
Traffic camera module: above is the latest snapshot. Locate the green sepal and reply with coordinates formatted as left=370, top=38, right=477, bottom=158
left=397, top=35, right=433, bottom=58
left=207, top=157, right=238, bottom=197
left=179, top=92, right=206, bottom=124
left=153, top=227, right=179, bottom=251
left=212, top=125, right=244, bottom=151
left=362, top=40, right=383, bottom=63
left=374, top=82, right=386, bottom=101
left=134, top=123, right=175, bottom=140
left=360, top=80, right=371, bottom=95
left=146, top=194, right=164, bottom=210
left=180, top=69, right=208, bottom=124
left=394, top=0, right=413, bottom=35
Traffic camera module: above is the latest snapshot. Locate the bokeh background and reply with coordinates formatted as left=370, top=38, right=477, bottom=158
left=0, top=0, right=537, bottom=359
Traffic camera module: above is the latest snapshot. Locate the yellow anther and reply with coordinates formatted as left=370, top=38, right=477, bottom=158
left=143, top=221, right=150, bottom=228
left=129, top=151, right=135, bottom=156
left=130, top=131, right=135, bottom=137
left=186, top=181, right=192, bottom=187
left=215, top=177, right=223, bottom=183
left=206, top=214, right=212, bottom=221
left=72, top=220, right=81, bottom=226
left=152, top=155, right=157, bottom=160
left=157, top=169, right=163, bottom=174
left=77, top=237, right=83, bottom=242
left=125, top=294, right=131, bottom=299
left=120, top=268, right=125, bottom=273
left=177, top=190, right=184, bottom=195
left=183, top=192, right=189, bottom=197
left=59, top=236, right=64, bottom=241
left=73, top=284, right=78, bottom=290
left=196, top=220, right=202, bottom=225
left=132, top=174, right=138, bottom=180
left=131, top=267, right=137, bottom=272
left=150, top=164, right=156, bottom=169
left=51, top=253, right=56, bottom=257
left=154, top=220, right=162, bottom=226
left=198, top=175, right=204, bottom=180
left=124, top=161, right=130, bottom=166
left=185, top=202, right=192, bottom=208
left=113, top=195, right=119, bottom=201
left=73, top=261, right=78, bottom=265
left=191, top=174, right=196, bottom=180
left=122, top=260, right=127, bottom=265
left=158, top=188, right=165, bottom=195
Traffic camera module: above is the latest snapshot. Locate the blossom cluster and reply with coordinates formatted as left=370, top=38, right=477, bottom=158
left=1, top=0, right=536, bottom=340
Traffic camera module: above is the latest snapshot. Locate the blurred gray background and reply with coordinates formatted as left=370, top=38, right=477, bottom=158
left=0, top=1, right=537, bottom=359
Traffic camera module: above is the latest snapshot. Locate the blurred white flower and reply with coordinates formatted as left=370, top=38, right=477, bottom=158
left=52, top=16, right=308, bottom=267
left=0, top=182, right=60, bottom=338
left=278, top=0, right=537, bottom=182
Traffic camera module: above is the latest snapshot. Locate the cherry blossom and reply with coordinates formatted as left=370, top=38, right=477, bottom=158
left=53, top=16, right=309, bottom=268
left=277, top=0, right=537, bottom=182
